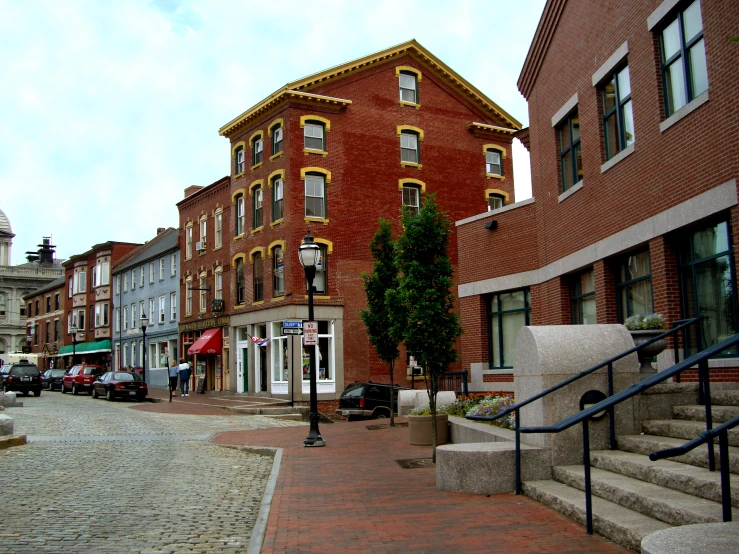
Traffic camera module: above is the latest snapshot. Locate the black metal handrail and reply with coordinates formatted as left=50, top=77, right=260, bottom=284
left=466, top=317, right=700, bottom=496
left=649, top=415, right=739, bottom=523
left=521, top=332, right=739, bottom=534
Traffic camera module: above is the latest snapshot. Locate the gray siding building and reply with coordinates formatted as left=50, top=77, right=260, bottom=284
left=112, top=228, right=179, bottom=387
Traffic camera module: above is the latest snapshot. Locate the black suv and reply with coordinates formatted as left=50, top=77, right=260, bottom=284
left=336, top=382, right=408, bottom=420
left=0, top=361, right=43, bottom=396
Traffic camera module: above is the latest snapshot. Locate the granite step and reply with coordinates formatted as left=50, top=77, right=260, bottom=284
left=617, top=434, right=739, bottom=472
left=673, top=404, right=739, bottom=423
left=590, top=449, right=739, bottom=507
left=523, top=479, right=671, bottom=552
left=642, top=419, right=739, bottom=447
left=553, top=465, right=723, bottom=526
left=711, top=390, right=739, bottom=407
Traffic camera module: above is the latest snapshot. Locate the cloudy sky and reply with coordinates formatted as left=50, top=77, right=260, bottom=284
left=0, top=0, right=545, bottom=262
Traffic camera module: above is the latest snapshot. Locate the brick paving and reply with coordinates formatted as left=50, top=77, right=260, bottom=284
left=209, top=418, right=633, bottom=554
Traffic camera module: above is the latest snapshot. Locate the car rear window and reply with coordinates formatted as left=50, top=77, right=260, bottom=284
left=113, top=373, right=140, bottom=381
left=12, top=366, right=40, bottom=376
left=341, top=384, right=365, bottom=397
left=82, top=367, right=100, bottom=375
left=51, top=370, right=67, bottom=377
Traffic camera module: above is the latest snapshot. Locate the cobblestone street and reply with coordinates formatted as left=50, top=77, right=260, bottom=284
left=0, top=393, right=304, bottom=553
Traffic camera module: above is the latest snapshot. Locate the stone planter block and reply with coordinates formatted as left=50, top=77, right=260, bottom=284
left=1, top=392, right=20, bottom=408
left=0, top=414, right=14, bottom=436
left=408, top=414, right=449, bottom=445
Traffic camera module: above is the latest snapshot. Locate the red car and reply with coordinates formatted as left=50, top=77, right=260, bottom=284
left=62, top=365, right=104, bottom=395
left=91, top=372, right=148, bottom=401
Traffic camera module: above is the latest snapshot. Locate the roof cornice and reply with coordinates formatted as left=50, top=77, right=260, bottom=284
left=517, top=0, right=567, bottom=100
left=218, top=90, right=352, bottom=138
left=219, top=39, right=521, bottom=139
left=467, top=122, right=518, bottom=136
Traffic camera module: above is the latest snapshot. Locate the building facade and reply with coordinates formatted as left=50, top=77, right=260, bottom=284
left=111, top=228, right=180, bottom=387
left=0, top=219, right=64, bottom=361
left=218, top=40, right=521, bottom=407
left=457, top=0, right=739, bottom=391
left=22, top=277, right=65, bottom=370
left=177, top=178, right=232, bottom=392
left=60, top=241, right=141, bottom=369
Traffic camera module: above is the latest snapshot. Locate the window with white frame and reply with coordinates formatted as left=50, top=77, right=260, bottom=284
left=253, top=185, right=263, bottom=229
left=74, top=271, right=86, bottom=294
left=186, top=225, right=193, bottom=258
left=131, top=269, right=136, bottom=289
left=399, top=71, right=418, bottom=103
left=68, top=276, right=73, bottom=298
left=235, top=195, right=245, bottom=236
left=272, top=124, right=283, bottom=155
left=235, top=146, right=245, bottom=174
left=115, top=274, right=120, bottom=295
left=140, top=266, right=144, bottom=287
left=402, top=185, right=420, bottom=215
left=308, top=245, right=328, bottom=295
left=170, top=292, right=176, bottom=320
left=485, top=149, right=502, bottom=176
left=149, top=298, right=155, bottom=322
left=200, top=218, right=206, bottom=249
left=123, top=306, right=128, bottom=330
left=171, top=253, right=176, bottom=276
left=304, top=122, right=325, bottom=151
left=122, top=343, right=128, bottom=368
left=95, top=303, right=109, bottom=327
left=199, top=275, right=206, bottom=312
left=159, top=296, right=165, bottom=323
left=273, top=245, right=284, bottom=297
left=186, top=279, right=193, bottom=314
left=159, top=258, right=164, bottom=280
left=139, top=301, right=145, bottom=323
left=400, top=132, right=419, bottom=164
left=215, top=212, right=222, bottom=248
left=272, top=177, right=284, bottom=221
left=305, top=174, right=325, bottom=219
left=122, top=271, right=127, bottom=292
left=149, top=262, right=154, bottom=284
left=96, top=261, right=110, bottom=286
left=215, top=270, right=223, bottom=300
left=252, top=135, right=263, bottom=165
left=131, top=303, right=136, bottom=329
left=271, top=322, right=289, bottom=382
left=115, top=308, right=120, bottom=332
left=487, top=193, right=505, bottom=211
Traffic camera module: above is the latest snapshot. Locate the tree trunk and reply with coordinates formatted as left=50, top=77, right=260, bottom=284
left=388, top=360, right=395, bottom=427
left=429, top=373, right=438, bottom=463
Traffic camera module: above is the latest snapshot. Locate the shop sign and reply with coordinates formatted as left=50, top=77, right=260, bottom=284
left=179, top=316, right=230, bottom=332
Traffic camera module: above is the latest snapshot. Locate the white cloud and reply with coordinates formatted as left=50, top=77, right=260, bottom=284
left=0, top=0, right=545, bottom=262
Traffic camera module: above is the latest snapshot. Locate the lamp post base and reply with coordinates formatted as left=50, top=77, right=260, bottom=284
left=304, top=413, right=326, bottom=447
left=304, top=436, right=326, bottom=447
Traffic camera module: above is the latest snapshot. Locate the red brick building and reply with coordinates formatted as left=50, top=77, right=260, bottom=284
left=176, top=177, right=233, bottom=391
left=23, top=276, right=65, bottom=369
left=457, top=0, right=739, bottom=391
left=60, top=241, right=140, bottom=369
left=218, top=40, right=521, bottom=406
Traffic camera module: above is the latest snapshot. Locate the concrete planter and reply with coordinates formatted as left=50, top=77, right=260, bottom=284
left=408, top=414, right=449, bottom=446
left=630, top=330, right=667, bottom=375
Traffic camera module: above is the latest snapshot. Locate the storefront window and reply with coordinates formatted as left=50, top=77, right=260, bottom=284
left=271, top=323, right=289, bottom=382
left=679, top=219, right=737, bottom=356
left=302, top=320, right=334, bottom=380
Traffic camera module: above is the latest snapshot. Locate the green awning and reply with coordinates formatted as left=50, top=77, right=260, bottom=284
left=58, top=339, right=112, bottom=356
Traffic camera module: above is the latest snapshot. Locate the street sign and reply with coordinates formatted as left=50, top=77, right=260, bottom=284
left=283, top=321, right=302, bottom=328
left=282, top=327, right=303, bottom=335
left=303, top=321, right=318, bottom=345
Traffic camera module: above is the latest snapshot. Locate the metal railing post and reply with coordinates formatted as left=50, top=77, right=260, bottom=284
left=515, top=408, right=521, bottom=495
left=462, top=370, right=468, bottom=396
left=583, top=419, right=593, bottom=535
left=719, top=430, right=732, bottom=522
left=700, top=359, right=716, bottom=471
left=607, top=361, right=616, bottom=450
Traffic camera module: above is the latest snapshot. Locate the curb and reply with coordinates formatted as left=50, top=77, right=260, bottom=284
left=0, top=435, right=27, bottom=450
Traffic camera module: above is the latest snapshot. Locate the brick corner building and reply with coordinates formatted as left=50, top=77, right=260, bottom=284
left=216, top=40, right=521, bottom=407
left=457, top=0, right=739, bottom=391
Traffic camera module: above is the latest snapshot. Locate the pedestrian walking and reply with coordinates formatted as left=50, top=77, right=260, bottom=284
left=168, top=361, right=179, bottom=397
left=178, top=358, right=192, bottom=397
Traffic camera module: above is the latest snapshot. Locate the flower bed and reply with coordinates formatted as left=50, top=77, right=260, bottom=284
left=442, top=392, right=516, bottom=430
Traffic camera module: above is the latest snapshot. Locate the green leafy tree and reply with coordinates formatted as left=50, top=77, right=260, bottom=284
left=393, top=194, right=461, bottom=461
left=360, top=218, right=403, bottom=426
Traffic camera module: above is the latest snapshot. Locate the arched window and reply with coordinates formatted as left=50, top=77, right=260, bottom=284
left=236, top=259, right=245, bottom=305
left=270, top=119, right=284, bottom=156
left=272, top=174, right=284, bottom=222
left=253, top=252, right=264, bottom=302
left=272, top=244, right=284, bottom=297
left=250, top=131, right=264, bottom=166
left=234, top=193, right=245, bottom=236
left=305, top=173, right=326, bottom=219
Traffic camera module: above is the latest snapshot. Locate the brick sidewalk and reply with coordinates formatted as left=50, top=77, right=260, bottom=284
left=211, top=420, right=632, bottom=554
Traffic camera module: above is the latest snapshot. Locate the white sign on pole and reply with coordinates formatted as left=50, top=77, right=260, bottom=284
left=303, top=321, right=318, bottom=345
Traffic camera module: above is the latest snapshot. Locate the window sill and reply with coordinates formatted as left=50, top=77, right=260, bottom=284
left=271, top=296, right=285, bottom=302
left=399, top=101, right=420, bottom=110
left=233, top=304, right=246, bottom=310
left=486, top=173, right=505, bottom=181
left=270, top=219, right=285, bottom=228
left=401, top=162, right=423, bottom=170
left=250, top=226, right=264, bottom=235
left=304, top=295, right=330, bottom=300
left=251, top=162, right=264, bottom=171
left=660, top=90, right=709, bottom=133
left=234, top=171, right=245, bottom=179
left=558, top=180, right=583, bottom=203
left=234, top=234, right=245, bottom=241
left=304, top=148, right=328, bottom=157
left=304, top=217, right=329, bottom=225
left=252, top=300, right=264, bottom=306
left=269, top=151, right=284, bottom=162
left=213, top=245, right=222, bottom=251
left=601, top=142, right=635, bottom=174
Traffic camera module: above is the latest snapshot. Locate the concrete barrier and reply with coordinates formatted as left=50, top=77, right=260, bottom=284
left=1, top=392, right=22, bottom=408
left=0, top=414, right=14, bottom=436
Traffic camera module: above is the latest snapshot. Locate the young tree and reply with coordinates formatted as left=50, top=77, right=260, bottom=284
left=393, top=194, right=461, bottom=461
left=360, top=218, right=403, bottom=426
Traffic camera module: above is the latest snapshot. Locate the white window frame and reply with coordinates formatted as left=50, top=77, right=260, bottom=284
left=131, top=269, right=136, bottom=289
left=159, top=296, right=165, bottom=323
left=486, top=151, right=502, bottom=175
left=399, top=72, right=417, bottom=103
left=199, top=275, right=207, bottom=313
left=186, top=279, right=193, bottom=315
left=305, top=174, right=325, bottom=219
left=304, top=123, right=324, bottom=151
left=215, top=212, right=222, bottom=248
left=271, top=322, right=288, bottom=383
left=140, top=301, right=145, bottom=323
left=115, top=274, right=120, bottom=295
left=171, top=253, right=176, bottom=276
left=149, top=298, right=155, bottom=323
left=140, top=266, right=144, bottom=287
left=149, top=262, right=154, bottom=284
left=215, top=270, right=223, bottom=300
left=115, top=308, right=120, bottom=332
left=122, top=343, right=128, bottom=368
left=400, top=132, right=419, bottom=163
left=123, top=306, right=128, bottom=331
left=200, top=218, right=207, bottom=247
left=122, top=272, right=127, bottom=292
left=170, top=292, right=177, bottom=321
left=186, top=225, right=193, bottom=259
left=131, top=303, right=136, bottom=329
left=402, top=185, right=420, bottom=215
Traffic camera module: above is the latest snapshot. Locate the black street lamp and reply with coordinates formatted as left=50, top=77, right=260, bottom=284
left=140, top=313, right=149, bottom=384
left=70, top=324, right=78, bottom=366
left=298, top=230, right=325, bottom=447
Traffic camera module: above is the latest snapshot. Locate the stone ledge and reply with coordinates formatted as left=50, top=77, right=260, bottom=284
left=0, top=435, right=27, bottom=450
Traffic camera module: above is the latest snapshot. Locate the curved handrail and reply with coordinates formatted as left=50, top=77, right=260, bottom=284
left=520, top=333, right=739, bottom=434
left=466, top=318, right=699, bottom=425
left=649, top=415, right=739, bottom=461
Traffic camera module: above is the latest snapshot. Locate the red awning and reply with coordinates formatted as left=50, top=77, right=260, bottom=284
left=188, top=328, right=223, bottom=355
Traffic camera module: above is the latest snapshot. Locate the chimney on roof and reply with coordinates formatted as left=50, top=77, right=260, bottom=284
left=157, top=227, right=165, bottom=235
left=25, top=236, right=56, bottom=265
left=184, top=185, right=203, bottom=198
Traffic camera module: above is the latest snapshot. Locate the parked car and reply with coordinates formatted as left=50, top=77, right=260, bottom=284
left=62, top=365, right=104, bottom=395
left=42, top=369, right=67, bottom=391
left=336, top=381, right=408, bottom=420
left=91, top=372, right=148, bottom=402
left=0, top=360, right=42, bottom=396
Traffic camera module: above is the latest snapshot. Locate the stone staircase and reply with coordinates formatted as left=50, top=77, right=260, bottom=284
left=523, top=389, right=739, bottom=552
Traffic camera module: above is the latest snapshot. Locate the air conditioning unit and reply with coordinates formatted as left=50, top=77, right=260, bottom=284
left=195, top=241, right=205, bottom=251
left=407, top=366, right=424, bottom=376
